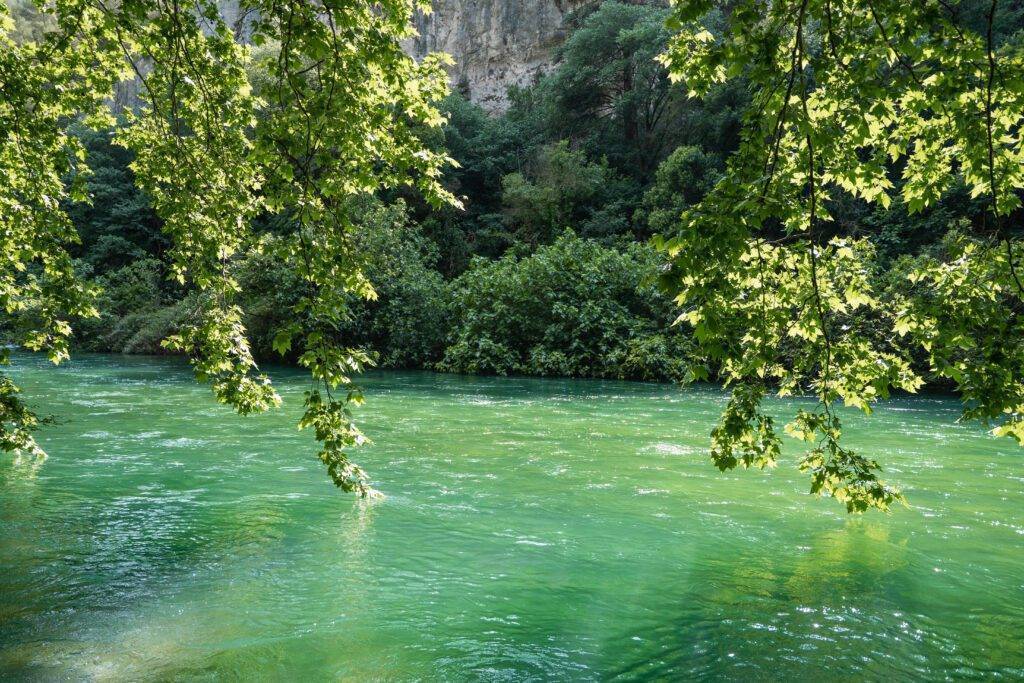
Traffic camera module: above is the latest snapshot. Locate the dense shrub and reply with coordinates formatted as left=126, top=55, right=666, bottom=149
left=346, top=203, right=451, bottom=367
left=236, top=201, right=450, bottom=368
left=500, top=142, right=637, bottom=245
left=439, top=233, right=691, bottom=380
left=75, top=258, right=184, bottom=353
left=66, top=125, right=166, bottom=274
left=638, top=145, right=722, bottom=238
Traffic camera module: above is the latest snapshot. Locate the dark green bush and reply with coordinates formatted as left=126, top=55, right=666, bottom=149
left=236, top=201, right=450, bottom=368
left=500, top=142, right=637, bottom=246
left=638, top=145, right=722, bottom=238
left=75, top=258, right=184, bottom=353
left=439, top=232, right=691, bottom=380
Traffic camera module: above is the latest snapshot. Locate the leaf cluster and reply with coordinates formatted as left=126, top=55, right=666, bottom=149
left=657, top=0, right=1024, bottom=510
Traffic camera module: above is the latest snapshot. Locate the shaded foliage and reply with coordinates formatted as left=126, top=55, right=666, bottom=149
left=65, top=125, right=165, bottom=273
left=440, top=233, right=691, bottom=381
left=236, top=201, right=449, bottom=369
left=500, top=142, right=637, bottom=246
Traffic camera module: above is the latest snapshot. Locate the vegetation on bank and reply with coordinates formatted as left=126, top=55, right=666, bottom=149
left=49, top=2, right=736, bottom=383
left=46, top=1, right=1011, bottom=388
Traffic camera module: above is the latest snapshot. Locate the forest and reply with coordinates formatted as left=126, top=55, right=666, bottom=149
left=23, top=1, right=1018, bottom=381
left=52, top=2, right=740, bottom=382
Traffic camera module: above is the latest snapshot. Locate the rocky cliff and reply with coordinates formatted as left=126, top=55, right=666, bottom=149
left=110, top=0, right=594, bottom=114
left=406, top=0, right=594, bottom=111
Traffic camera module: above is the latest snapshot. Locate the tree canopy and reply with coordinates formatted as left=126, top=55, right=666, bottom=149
left=1, top=0, right=456, bottom=494
left=656, top=0, right=1024, bottom=510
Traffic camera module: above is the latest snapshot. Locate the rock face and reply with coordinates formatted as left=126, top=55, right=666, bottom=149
left=406, top=0, right=593, bottom=111
left=113, top=0, right=591, bottom=113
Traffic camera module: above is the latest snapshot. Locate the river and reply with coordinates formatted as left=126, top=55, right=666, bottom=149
left=1, top=353, right=1022, bottom=679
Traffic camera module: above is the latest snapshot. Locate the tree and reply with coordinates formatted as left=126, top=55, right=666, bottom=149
left=417, top=93, right=528, bottom=274
left=541, top=1, right=676, bottom=180
left=638, top=145, right=722, bottom=238
left=65, top=124, right=166, bottom=272
left=236, top=199, right=450, bottom=368
left=74, top=257, right=187, bottom=354
left=501, top=141, right=636, bottom=246
left=539, top=1, right=745, bottom=183
left=0, top=0, right=456, bottom=495
left=657, top=0, right=1024, bottom=510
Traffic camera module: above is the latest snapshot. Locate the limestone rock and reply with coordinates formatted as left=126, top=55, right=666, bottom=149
left=406, top=0, right=594, bottom=112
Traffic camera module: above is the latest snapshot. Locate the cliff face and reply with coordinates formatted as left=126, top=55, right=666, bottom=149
left=109, top=0, right=590, bottom=114
left=407, top=0, right=593, bottom=111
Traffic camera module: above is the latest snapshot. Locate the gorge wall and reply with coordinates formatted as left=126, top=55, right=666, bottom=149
left=406, top=0, right=595, bottom=111
left=113, top=0, right=601, bottom=114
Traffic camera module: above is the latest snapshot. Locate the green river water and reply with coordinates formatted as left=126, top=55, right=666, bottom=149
left=0, top=353, right=1022, bottom=680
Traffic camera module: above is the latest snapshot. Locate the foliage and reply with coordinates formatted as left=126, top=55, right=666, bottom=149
left=236, top=200, right=449, bottom=369
left=440, top=233, right=691, bottom=381
left=543, top=0, right=676, bottom=180
left=415, top=93, right=528, bottom=274
left=65, top=125, right=165, bottom=273
left=501, top=142, right=637, bottom=245
left=407, top=4, right=746, bottom=276
left=346, top=203, right=450, bottom=367
left=657, top=0, right=1024, bottom=510
left=1, top=0, right=123, bottom=459
left=638, top=145, right=722, bottom=238
left=895, top=230, right=1024, bottom=445
left=0, top=0, right=457, bottom=493
left=532, top=1, right=745, bottom=182
left=397, top=4, right=747, bottom=274
left=75, top=258, right=184, bottom=354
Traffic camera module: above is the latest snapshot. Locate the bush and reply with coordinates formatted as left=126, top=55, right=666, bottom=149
left=75, top=258, right=184, bottom=353
left=638, top=145, right=722, bottom=238
left=439, top=232, right=691, bottom=380
left=235, top=200, right=450, bottom=368
left=500, top=141, right=637, bottom=246
left=66, top=125, right=166, bottom=274
left=347, top=202, right=451, bottom=367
